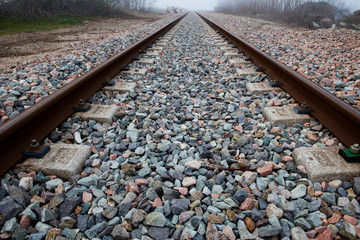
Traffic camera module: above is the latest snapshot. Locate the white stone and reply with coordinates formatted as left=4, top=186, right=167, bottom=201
left=329, top=179, right=342, bottom=189
left=74, top=132, right=82, bottom=144
left=19, top=177, right=33, bottom=191
left=184, top=160, right=201, bottom=170
left=182, top=177, right=196, bottom=187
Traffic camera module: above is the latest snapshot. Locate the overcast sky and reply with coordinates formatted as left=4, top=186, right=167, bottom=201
left=154, top=0, right=360, bottom=11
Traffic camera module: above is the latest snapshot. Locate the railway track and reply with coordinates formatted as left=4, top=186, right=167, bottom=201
left=0, top=12, right=359, bottom=240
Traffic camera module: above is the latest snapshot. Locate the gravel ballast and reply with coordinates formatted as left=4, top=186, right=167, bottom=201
left=202, top=12, right=360, bottom=110
left=0, top=12, right=359, bottom=240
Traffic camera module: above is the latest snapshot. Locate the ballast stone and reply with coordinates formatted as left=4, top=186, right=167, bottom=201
left=263, top=106, right=312, bottom=127
left=246, top=82, right=282, bottom=94
left=75, top=104, right=118, bottom=124
left=17, top=144, right=91, bottom=180
left=293, top=147, right=360, bottom=182
left=102, top=82, right=136, bottom=93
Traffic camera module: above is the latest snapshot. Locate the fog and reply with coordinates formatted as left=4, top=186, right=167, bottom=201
left=154, top=0, right=360, bottom=11
left=154, top=0, right=217, bottom=11
left=345, top=0, right=360, bottom=11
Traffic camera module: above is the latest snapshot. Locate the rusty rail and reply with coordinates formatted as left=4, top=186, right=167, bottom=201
left=0, top=14, right=186, bottom=176
left=198, top=13, right=360, bottom=147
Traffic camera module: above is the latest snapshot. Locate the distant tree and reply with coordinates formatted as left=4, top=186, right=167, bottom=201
left=215, top=0, right=350, bottom=27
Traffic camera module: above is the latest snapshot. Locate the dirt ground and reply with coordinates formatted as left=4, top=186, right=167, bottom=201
left=0, top=15, right=163, bottom=73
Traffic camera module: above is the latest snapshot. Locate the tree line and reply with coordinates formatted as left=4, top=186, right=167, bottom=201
left=0, top=0, right=156, bottom=18
left=215, top=0, right=349, bottom=26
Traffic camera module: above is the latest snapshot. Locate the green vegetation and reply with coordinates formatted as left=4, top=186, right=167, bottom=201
left=0, top=17, right=89, bottom=35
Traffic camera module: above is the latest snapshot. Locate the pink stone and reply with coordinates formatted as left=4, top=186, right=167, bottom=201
left=174, top=187, right=189, bottom=195
left=306, top=230, right=317, bottom=238
left=109, top=153, right=117, bottom=160
left=223, top=226, right=236, bottom=240
left=343, top=215, right=358, bottom=226
left=152, top=198, right=163, bottom=208
left=50, top=70, right=59, bottom=78
left=234, top=126, right=243, bottom=132
left=257, top=163, right=273, bottom=177
left=129, top=182, right=140, bottom=194
left=315, top=226, right=327, bottom=233
left=92, top=159, right=101, bottom=168
left=27, top=171, right=37, bottom=179
left=179, top=211, right=195, bottom=223
left=317, top=229, right=333, bottom=240
left=321, top=182, right=327, bottom=191
left=0, top=232, right=12, bottom=239
left=35, top=97, right=42, bottom=104
left=321, top=138, right=328, bottom=144
left=355, top=225, right=360, bottom=238
left=1, top=116, right=9, bottom=122
left=17, top=172, right=28, bottom=179
left=282, top=156, right=293, bottom=162
left=82, top=191, right=93, bottom=203
left=182, top=177, right=196, bottom=187
left=314, top=191, right=323, bottom=197
left=135, top=179, right=148, bottom=186
left=297, top=165, right=307, bottom=174
left=20, top=215, right=31, bottom=229
left=325, top=139, right=336, bottom=146
left=240, top=198, right=253, bottom=210
left=273, top=99, right=281, bottom=106
left=328, top=213, right=341, bottom=224
left=2, top=101, right=14, bottom=107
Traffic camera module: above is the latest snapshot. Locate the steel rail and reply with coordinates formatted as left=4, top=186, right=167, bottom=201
left=198, top=13, right=360, bottom=148
left=0, top=14, right=187, bottom=176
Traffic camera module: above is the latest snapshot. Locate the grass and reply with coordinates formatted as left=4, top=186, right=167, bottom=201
left=0, top=16, right=90, bottom=35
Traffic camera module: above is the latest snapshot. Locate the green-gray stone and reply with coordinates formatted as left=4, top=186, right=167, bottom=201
left=144, top=212, right=167, bottom=227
